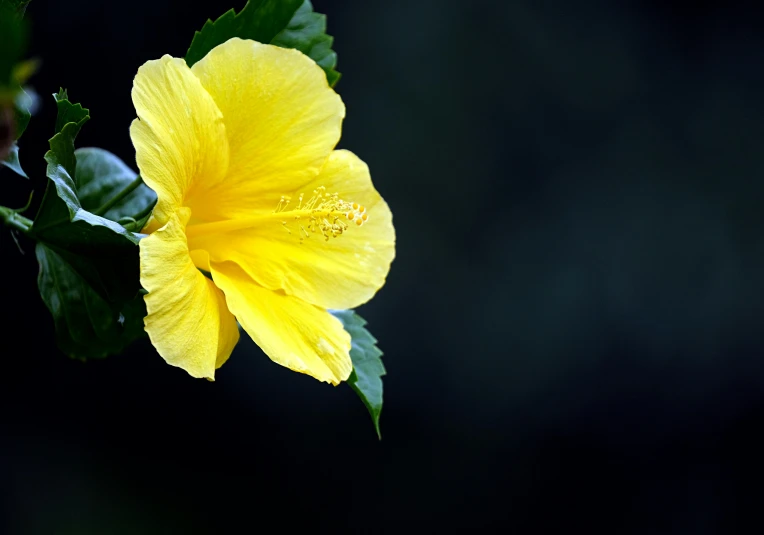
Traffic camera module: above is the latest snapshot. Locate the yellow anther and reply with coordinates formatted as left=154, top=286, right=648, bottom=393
left=276, top=186, right=366, bottom=241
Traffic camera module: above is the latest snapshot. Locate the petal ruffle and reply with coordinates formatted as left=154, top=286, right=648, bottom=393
left=187, top=38, right=345, bottom=222
left=187, top=150, right=396, bottom=310
left=130, top=55, right=229, bottom=229
left=210, top=261, right=352, bottom=385
left=140, top=211, right=240, bottom=379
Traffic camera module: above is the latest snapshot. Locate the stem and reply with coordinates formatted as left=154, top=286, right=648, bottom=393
left=93, top=175, right=144, bottom=216
left=0, top=205, right=33, bottom=234
left=129, top=198, right=156, bottom=225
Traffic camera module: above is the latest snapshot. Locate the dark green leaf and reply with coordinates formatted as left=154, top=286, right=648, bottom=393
left=185, top=0, right=302, bottom=67
left=31, top=91, right=142, bottom=305
left=74, top=147, right=156, bottom=223
left=14, top=87, right=35, bottom=138
left=0, top=3, right=27, bottom=87
left=3, top=87, right=39, bottom=169
left=185, top=0, right=340, bottom=86
left=272, top=1, right=340, bottom=86
left=1, top=0, right=31, bottom=15
left=30, top=91, right=148, bottom=359
left=36, top=243, right=147, bottom=360
left=332, top=310, right=386, bottom=438
left=1, top=141, right=25, bottom=177
left=52, top=88, right=88, bottom=141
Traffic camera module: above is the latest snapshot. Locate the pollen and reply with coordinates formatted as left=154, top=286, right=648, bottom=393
left=275, top=186, right=369, bottom=242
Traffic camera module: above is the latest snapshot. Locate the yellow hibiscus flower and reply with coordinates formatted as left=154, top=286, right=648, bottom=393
left=130, top=38, right=395, bottom=384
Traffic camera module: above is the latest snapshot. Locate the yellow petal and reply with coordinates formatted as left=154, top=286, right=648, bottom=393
left=210, top=261, right=352, bottom=385
left=187, top=150, right=396, bottom=310
left=188, top=38, right=345, bottom=222
left=130, top=55, right=229, bottom=228
left=140, top=211, right=239, bottom=379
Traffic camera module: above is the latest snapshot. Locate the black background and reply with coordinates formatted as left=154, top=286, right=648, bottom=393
left=3, top=0, right=764, bottom=532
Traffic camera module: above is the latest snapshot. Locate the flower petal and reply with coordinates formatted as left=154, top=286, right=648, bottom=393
left=210, top=261, right=352, bottom=385
left=188, top=38, right=345, bottom=221
left=140, top=211, right=239, bottom=379
left=130, top=55, right=229, bottom=228
left=187, top=150, right=396, bottom=310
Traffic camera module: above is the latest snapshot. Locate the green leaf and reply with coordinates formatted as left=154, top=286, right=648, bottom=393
left=1, top=141, right=25, bottom=177
left=51, top=88, right=87, bottom=141
left=74, top=147, right=156, bottom=223
left=332, top=310, right=386, bottom=438
left=0, top=3, right=27, bottom=88
left=30, top=91, right=149, bottom=360
left=13, top=87, right=35, bottom=138
left=271, top=1, right=340, bottom=87
left=31, top=91, right=142, bottom=306
left=36, top=243, right=147, bottom=360
left=2, top=87, right=39, bottom=172
left=185, top=0, right=340, bottom=86
left=185, top=0, right=301, bottom=67
left=1, top=0, right=31, bottom=15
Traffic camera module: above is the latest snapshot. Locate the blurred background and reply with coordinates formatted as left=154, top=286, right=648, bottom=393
left=3, top=0, right=764, bottom=532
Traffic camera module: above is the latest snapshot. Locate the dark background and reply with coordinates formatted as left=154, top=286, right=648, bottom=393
left=3, top=0, right=764, bottom=532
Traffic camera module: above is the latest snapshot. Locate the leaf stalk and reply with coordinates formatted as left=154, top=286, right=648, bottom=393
left=92, top=174, right=144, bottom=216
left=0, top=204, right=33, bottom=234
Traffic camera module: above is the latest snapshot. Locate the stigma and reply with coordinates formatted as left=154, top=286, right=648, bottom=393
left=275, top=186, right=369, bottom=242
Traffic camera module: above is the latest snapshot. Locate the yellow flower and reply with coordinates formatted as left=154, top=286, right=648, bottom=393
left=130, top=38, right=395, bottom=384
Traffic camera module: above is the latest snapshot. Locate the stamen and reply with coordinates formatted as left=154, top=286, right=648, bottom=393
left=275, top=186, right=368, bottom=242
